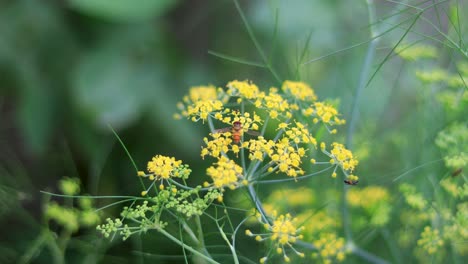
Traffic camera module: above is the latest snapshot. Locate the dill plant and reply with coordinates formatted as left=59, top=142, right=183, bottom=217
left=40, top=1, right=467, bottom=263
left=97, top=80, right=361, bottom=263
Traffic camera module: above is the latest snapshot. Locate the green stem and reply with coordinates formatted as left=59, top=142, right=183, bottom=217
left=195, top=215, right=212, bottom=259
left=18, top=230, right=48, bottom=264
left=44, top=231, right=65, bottom=264
left=157, top=227, right=220, bottom=264
left=233, top=0, right=282, bottom=84
left=343, top=0, right=380, bottom=244
left=216, top=222, right=240, bottom=264
left=247, top=184, right=270, bottom=225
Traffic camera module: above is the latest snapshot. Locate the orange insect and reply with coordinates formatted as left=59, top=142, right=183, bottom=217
left=214, top=121, right=259, bottom=144
left=344, top=179, right=359, bottom=185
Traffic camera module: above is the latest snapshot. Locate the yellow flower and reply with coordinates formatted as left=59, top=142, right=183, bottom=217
left=282, top=80, right=317, bottom=102
left=186, top=100, right=224, bottom=122
left=259, top=88, right=292, bottom=118
left=328, top=142, right=359, bottom=173
left=312, top=233, right=347, bottom=263
left=183, top=85, right=218, bottom=103
left=202, top=133, right=234, bottom=159
left=304, top=102, right=345, bottom=126
left=147, top=155, right=183, bottom=180
left=417, top=226, right=444, bottom=254
left=347, top=186, right=391, bottom=227
left=248, top=211, right=304, bottom=261
left=226, top=80, right=261, bottom=99
left=177, top=85, right=228, bottom=122
left=284, top=121, right=317, bottom=146
left=206, top=156, right=244, bottom=189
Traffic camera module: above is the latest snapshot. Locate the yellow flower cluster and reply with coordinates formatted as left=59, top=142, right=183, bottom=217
left=300, top=211, right=339, bottom=238
left=201, top=133, right=235, bottom=159
left=312, top=233, right=347, bottom=264
left=271, top=138, right=305, bottom=177
left=347, top=186, right=391, bottom=227
left=176, top=79, right=358, bottom=185
left=268, top=212, right=303, bottom=245
left=226, top=80, right=261, bottom=100
left=243, top=136, right=306, bottom=177
left=246, top=211, right=304, bottom=263
left=146, top=155, right=182, bottom=180
left=309, top=102, right=346, bottom=126
left=267, top=187, right=315, bottom=208
left=175, top=85, right=228, bottom=122
left=256, top=88, right=294, bottom=119
left=284, top=121, right=317, bottom=146
left=184, top=85, right=219, bottom=103
left=347, top=186, right=389, bottom=209
left=329, top=143, right=358, bottom=172
left=282, top=80, right=317, bottom=101
left=205, top=156, right=245, bottom=189
left=214, top=110, right=262, bottom=131
left=417, top=226, right=444, bottom=254
left=400, top=183, right=427, bottom=210
left=443, top=203, right=468, bottom=254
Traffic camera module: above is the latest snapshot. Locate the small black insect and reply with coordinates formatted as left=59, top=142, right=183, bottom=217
left=344, top=179, right=359, bottom=185
left=452, top=168, right=463, bottom=177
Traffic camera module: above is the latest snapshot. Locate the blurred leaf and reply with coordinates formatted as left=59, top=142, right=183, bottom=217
left=68, top=0, right=179, bottom=22
left=0, top=1, right=72, bottom=154
left=72, top=25, right=202, bottom=152
left=72, top=25, right=164, bottom=129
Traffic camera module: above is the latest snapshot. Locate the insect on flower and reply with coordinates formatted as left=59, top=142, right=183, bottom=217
left=344, top=179, right=359, bottom=185
left=214, top=121, right=259, bottom=144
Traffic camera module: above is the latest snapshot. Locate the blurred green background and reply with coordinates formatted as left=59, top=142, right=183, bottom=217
left=0, top=0, right=466, bottom=263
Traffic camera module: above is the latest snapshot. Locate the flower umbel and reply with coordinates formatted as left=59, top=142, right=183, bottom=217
left=417, top=226, right=444, bottom=254
left=246, top=211, right=305, bottom=262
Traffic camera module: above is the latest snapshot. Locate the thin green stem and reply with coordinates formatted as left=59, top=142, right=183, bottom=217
left=18, top=230, right=48, bottom=264
left=179, top=222, right=190, bottom=264
left=108, top=124, right=145, bottom=189
left=216, top=222, right=239, bottom=264
left=157, top=227, right=220, bottom=264
left=195, top=215, right=212, bottom=259
left=344, top=0, right=380, bottom=245
left=247, top=184, right=270, bottom=225
left=232, top=0, right=282, bottom=84
left=351, top=244, right=391, bottom=264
